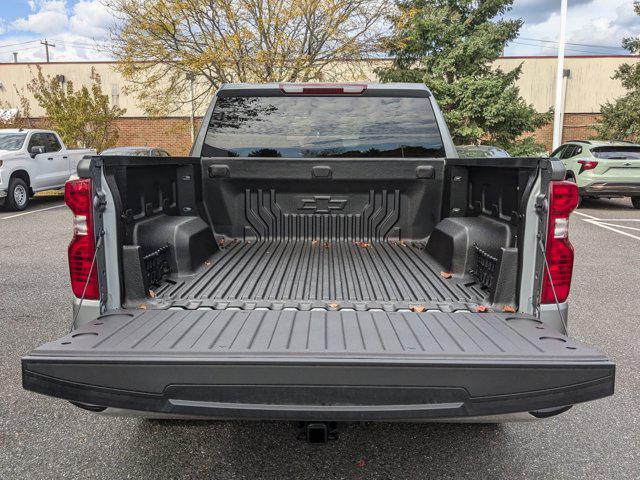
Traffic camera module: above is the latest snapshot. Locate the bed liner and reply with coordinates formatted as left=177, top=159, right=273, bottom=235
left=153, top=239, right=489, bottom=311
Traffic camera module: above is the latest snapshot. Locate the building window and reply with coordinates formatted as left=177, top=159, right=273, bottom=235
left=111, top=84, right=120, bottom=107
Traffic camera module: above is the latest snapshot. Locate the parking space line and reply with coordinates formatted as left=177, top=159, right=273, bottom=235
left=582, top=218, right=640, bottom=241
left=592, top=221, right=640, bottom=232
left=1, top=204, right=66, bottom=220
left=573, top=211, right=599, bottom=219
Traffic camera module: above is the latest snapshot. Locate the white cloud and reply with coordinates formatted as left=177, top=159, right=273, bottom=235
left=506, top=0, right=639, bottom=56
left=2, top=0, right=115, bottom=62
left=69, top=0, right=113, bottom=39
left=12, top=0, right=69, bottom=35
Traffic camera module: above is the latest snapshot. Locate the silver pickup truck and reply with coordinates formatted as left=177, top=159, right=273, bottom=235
left=22, top=83, right=614, bottom=441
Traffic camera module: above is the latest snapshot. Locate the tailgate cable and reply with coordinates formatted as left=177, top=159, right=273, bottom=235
left=537, top=238, right=568, bottom=333
left=72, top=230, right=104, bottom=327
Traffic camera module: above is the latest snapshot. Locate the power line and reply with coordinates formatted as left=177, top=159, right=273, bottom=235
left=0, top=39, right=39, bottom=49
left=511, top=40, right=627, bottom=55
left=519, top=36, right=626, bottom=51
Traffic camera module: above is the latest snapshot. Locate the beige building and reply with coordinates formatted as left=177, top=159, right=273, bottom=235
left=0, top=55, right=637, bottom=153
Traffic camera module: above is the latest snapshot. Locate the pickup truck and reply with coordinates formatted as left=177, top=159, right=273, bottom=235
left=0, top=129, right=96, bottom=211
left=22, top=83, right=614, bottom=439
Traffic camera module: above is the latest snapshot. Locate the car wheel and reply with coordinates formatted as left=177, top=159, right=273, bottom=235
left=632, top=197, right=640, bottom=209
left=6, top=177, right=29, bottom=211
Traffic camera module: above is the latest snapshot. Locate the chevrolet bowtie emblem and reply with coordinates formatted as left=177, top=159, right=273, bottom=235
left=300, top=196, right=347, bottom=213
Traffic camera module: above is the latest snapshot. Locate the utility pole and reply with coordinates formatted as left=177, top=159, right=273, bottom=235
left=12, top=52, right=17, bottom=63
left=552, top=0, right=568, bottom=150
left=40, top=39, right=55, bottom=62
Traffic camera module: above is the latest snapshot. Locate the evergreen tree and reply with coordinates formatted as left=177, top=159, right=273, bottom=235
left=376, top=0, right=549, bottom=154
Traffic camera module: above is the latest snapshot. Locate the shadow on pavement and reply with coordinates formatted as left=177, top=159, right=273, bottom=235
left=0, top=191, right=64, bottom=213
left=578, top=197, right=635, bottom=211
left=121, top=419, right=523, bottom=479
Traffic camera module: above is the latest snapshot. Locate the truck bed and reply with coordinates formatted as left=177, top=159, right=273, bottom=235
left=154, top=239, right=488, bottom=310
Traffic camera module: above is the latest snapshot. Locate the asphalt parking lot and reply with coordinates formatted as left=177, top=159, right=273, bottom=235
left=1, top=194, right=639, bottom=480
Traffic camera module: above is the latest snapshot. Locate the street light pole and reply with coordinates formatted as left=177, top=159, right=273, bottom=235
left=552, top=0, right=568, bottom=150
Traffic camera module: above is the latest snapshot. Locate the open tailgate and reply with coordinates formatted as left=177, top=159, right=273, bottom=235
left=22, top=309, right=614, bottom=421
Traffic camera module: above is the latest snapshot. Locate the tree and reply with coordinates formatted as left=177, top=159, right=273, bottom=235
left=24, top=67, right=126, bottom=151
left=103, top=0, right=385, bottom=116
left=0, top=95, right=34, bottom=130
left=595, top=1, right=640, bottom=141
left=376, top=0, right=549, bottom=154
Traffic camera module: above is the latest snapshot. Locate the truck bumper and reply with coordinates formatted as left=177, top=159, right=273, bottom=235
left=22, top=309, right=615, bottom=422
left=580, top=182, right=640, bottom=197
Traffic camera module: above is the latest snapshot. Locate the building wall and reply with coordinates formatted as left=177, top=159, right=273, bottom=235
left=1, top=56, right=636, bottom=152
left=493, top=56, right=638, bottom=114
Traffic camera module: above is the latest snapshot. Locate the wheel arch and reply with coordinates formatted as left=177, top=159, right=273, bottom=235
left=10, top=169, right=31, bottom=186
left=9, top=169, right=33, bottom=195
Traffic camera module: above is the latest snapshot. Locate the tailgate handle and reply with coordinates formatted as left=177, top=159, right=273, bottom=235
left=312, top=166, right=332, bottom=179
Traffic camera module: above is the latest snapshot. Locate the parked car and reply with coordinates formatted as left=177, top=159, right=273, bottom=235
left=456, top=144, right=510, bottom=158
left=551, top=140, right=640, bottom=208
left=0, top=129, right=96, bottom=211
left=101, top=146, right=171, bottom=157
left=22, top=83, right=614, bottom=440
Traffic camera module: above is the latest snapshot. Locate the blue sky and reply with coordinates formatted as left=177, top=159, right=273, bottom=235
left=0, top=0, right=636, bottom=63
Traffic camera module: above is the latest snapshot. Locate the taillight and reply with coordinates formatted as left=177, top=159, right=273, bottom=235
left=65, top=178, right=99, bottom=299
left=279, top=83, right=367, bottom=94
left=541, top=181, right=579, bottom=304
left=577, top=159, right=598, bottom=173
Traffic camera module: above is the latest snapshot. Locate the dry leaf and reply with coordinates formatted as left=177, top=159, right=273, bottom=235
left=328, top=302, right=339, bottom=309
left=323, top=241, right=330, bottom=248
left=148, top=290, right=156, bottom=298
left=218, top=238, right=225, bottom=247
left=138, top=304, right=147, bottom=310
left=410, top=304, right=426, bottom=313
left=399, top=240, right=407, bottom=247
left=502, top=305, right=516, bottom=313
left=440, top=271, right=453, bottom=279
left=204, top=260, right=213, bottom=267
left=475, top=305, right=488, bottom=313
left=355, top=241, right=371, bottom=248
left=311, top=239, right=318, bottom=246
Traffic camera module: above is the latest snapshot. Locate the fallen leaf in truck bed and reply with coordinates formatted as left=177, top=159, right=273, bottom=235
left=138, top=304, right=147, bottom=310
left=475, top=305, right=488, bottom=312
left=204, top=260, right=213, bottom=267
left=218, top=239, right=225, bottom=247
left=440, top=271, right=453, bottom=279
left=323, top=242, right=330, bottom=248
left=410, top=305, right=426, bottom=312
left=328, top=302, right=339, bottom=309
left=502, top=305, right=516, bottom=313
left=355, top=241, right=371, bottom=248
left=311, top=240, right=318, bottom=246
left=148, top=290, right=156, bottom=298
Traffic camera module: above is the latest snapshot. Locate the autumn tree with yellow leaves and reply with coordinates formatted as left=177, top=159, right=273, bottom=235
left=104, top=0, right=385, bottom=115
